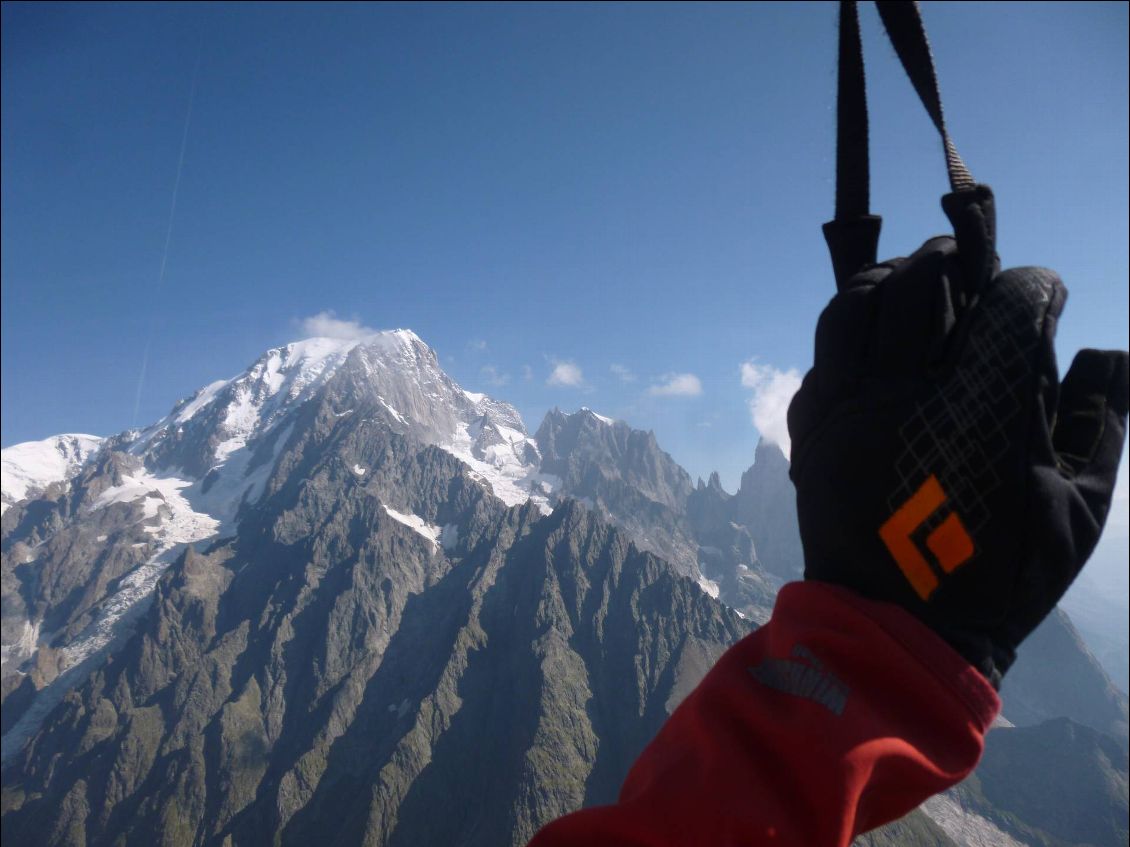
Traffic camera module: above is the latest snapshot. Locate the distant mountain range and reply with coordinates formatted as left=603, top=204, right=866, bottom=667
left=2, top=331, right=1126, bottom=846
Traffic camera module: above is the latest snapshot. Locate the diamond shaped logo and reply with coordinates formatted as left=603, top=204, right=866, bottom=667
left=879, top=475, right=975, bottom=600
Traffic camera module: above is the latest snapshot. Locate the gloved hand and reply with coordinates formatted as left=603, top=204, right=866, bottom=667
left=787, top=186, right=1129, bottom=687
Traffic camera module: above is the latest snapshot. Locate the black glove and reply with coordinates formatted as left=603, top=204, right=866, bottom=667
left=788, top=186, right=1129, bottom=687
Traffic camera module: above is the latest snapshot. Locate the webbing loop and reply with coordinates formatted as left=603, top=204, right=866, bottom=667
left=826, top=1, right=983, bottom=289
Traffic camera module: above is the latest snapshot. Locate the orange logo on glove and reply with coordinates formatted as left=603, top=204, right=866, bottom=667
left=879, top=475, right=974, bottom=600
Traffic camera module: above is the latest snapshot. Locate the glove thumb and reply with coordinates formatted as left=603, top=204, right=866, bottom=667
left=1053, top=348, right=1130, bottom=525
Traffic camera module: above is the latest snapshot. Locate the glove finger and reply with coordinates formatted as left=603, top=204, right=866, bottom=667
left=941, top=186, right=999, bottom=299
left=870, top=237, right=960, bottom=375
left=953, top=266, right=1066, bottom=408
left=1014, top=351, right=1128, bottom=639
left=787, top=370, right=827, bottom=471
left=1055, top=350, right=1130, bottom=520
left=823, top=215, right=882, bottom=292
left=843, top=256, right=905, bottom=291
left=814, top=284, right=879, bottom=399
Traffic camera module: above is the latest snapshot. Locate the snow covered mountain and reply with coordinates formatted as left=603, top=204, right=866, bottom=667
left=0, top=330, right=556, bottom=760
left=0, top=434, right=103, bottom=516
left=123, top=330, right=554, bottom=518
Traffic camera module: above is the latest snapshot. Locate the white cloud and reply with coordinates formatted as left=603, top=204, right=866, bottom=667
left=547, top=360, right=584, bottom=388
left=648, top=373, right=702, bottom=397
left=522, top=364, right=534, bottom=382
left=740, top=361, right=802, bottom=458
left=480, top=365, right=510, bottom=387
left=610, top=363, right=636, bottom=383
left=299, top=311, right=379, bottom=341
left=468, top=339, right=488, bottom=352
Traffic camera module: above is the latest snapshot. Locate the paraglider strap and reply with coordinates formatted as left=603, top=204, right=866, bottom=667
left=825, top=1, right=982, bottom=289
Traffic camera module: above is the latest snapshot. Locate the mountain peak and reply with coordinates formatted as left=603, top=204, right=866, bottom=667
left=731, top=439, right=801, bottom=580
left=62, top=327, right=549, bottom=523
left=753, top=437, right=789, bottom=470
left=0, top=433, right=104, bottom=515
left=579, top=407, right=616, bottom=426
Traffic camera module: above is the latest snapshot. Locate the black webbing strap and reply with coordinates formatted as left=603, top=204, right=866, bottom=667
left=834, top=0, right=870, bottom=221
left=826, top=0, right=980, bottom=289
left=874, top=1, right=975, bottom=195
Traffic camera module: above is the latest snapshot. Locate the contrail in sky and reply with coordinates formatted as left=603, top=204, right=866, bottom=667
left=131, top=53, right=201, bottom=428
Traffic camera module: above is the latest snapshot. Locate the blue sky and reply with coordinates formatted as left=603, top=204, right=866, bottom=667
left=3, top=1, right=1127, bottom=502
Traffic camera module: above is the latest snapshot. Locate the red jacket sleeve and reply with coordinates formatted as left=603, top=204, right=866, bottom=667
left=528, top=581, right=1000, bottom=847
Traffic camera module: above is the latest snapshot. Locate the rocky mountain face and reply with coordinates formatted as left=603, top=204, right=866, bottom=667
left=1061, top=570, right=1130, bottom=695
left=2, top=422, right=745, bottom=845
left=2, top=329, right=1127, bottom=847
left=534, top=408, right=792, bottom=623
left=1, top=334, right=559, bottom=755
left=728, top=439, right=802, bottom=582
left=1002, top=609, right=1129, bottom=741
left=1, top=333, right=747, bottom=846
left=535, top=408, right=697, bottom=576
